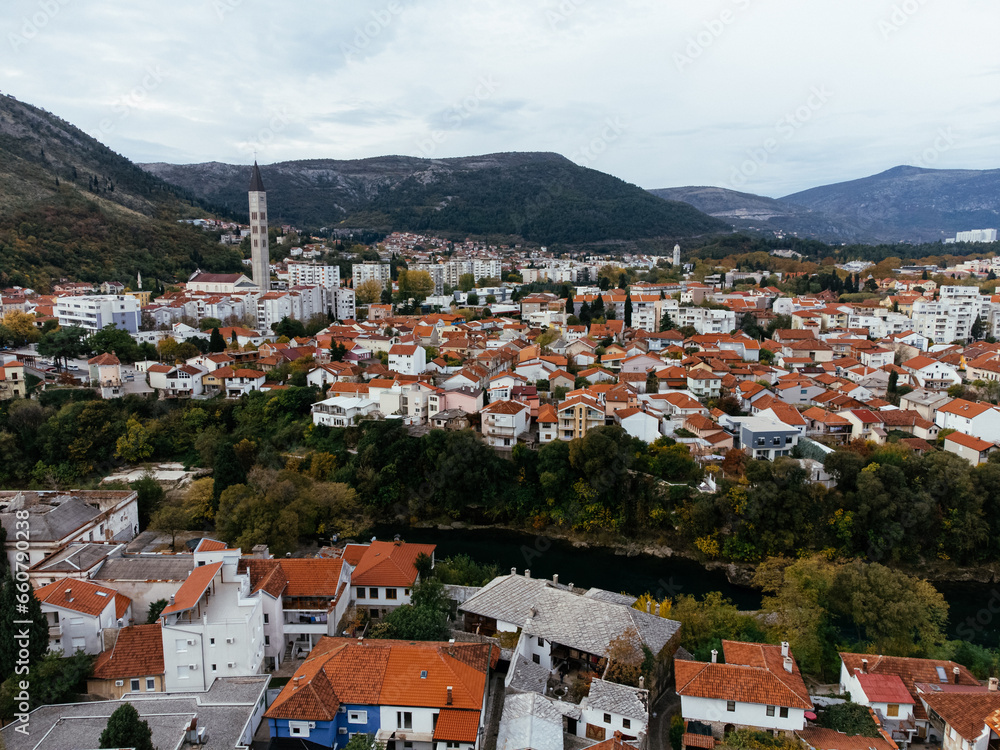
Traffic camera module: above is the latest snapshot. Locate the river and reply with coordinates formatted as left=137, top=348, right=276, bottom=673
left=373, top=526, right=1000, bottom=646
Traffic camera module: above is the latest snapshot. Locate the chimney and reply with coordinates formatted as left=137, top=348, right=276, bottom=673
left=783, top=656, right=794, bottom=674
left=861, top=658, right=868, bottom=674
left=655, top=604, right=660, bottom=616
left=524, top=569, right=531, bottom=579
left=990, top=678, right=999, bottom=692
left=568, top=583, right=574, bottom=592
left=711, top=650, right=718, bottom=663
left=781, top=641, right=789, bottom=658
left=446, top=686, right=453, bottom=705
left=65, top=588, right=73, bottom=602
left=953, top=667, right=961, bottom=684
left=552, top=574, right=559, bottom=585
left=639, top=676, right=644, bottom=690
left=511, top=567, right=517, bottom=576
left=646, top=601, right=652, bottom=613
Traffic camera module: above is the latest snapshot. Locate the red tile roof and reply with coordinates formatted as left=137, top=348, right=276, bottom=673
left=433, top=708, right=482, bottom=742
left=796, top=726, right=896, bottom=750
left=161, top=561, right=222, bottom=616
left=240, top=558, right=347, bottom=599
left=945, top=431, right=995, bottom=453
left=676, top=641, right=811, bottom=710
left=92, top=624, right=164, bottom=680
left=351, top=541, right=436, bottom=587
left=855, top=672, right=913, bottom=704
left=921, top=692, right=1000, bottom=742
left=36, top=578, right=125, bottom=617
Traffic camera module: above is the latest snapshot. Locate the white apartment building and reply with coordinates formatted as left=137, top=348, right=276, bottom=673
left=388, top=344, right=427, bottom=375
left=442, top=258, right=503, bottom=287
left=676, top=307, right=736, bottom=335
left=911, top=298, right=980, bottom=343
left=955, top=229, right=998, bottom=243
left=333, top=287, right=356, bottom=321
left=287, top=262, right=340, bottom=289
left=311, top=396, right=378, bottom=427
left=37, top=578, right=131, bottom=655
left=256, top=287, right=326, bottom=330
left=411, top=263, right=447, bottom=295
left=160, top=546, right=264, bottom=692
left=352, top=262, right=391, bottom=289
left=55, top=295, right=142, bottom=333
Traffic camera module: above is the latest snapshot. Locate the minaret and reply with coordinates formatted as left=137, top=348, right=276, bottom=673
left=248, top=162, right=270, bottom=291
left=137, top=270, right=142, bottom=289
left=673, top=243, right=681, bottom=267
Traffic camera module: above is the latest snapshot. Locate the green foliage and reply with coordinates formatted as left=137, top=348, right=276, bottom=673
left=433, top=555, right=500, bottom=587
left=38, top=325, right=87, bottom=369
left=209, top=327, right=226, bottom=353
left=814, top=702, right=880, bottom=737
left=722, top=729, right=802, bottom=750
left=344, top=733, right=384, bottom=750
left=670, top=592, right=767, bottom=662
left=0, top=650, right=93, bottom=721
left=0, top=573, right=49, bottom=683
left=272, top=316, right=306, bottom=340
left=130, top=472, right=165, bottom=528
left=99, top=702, right=154, bottom=750
left=370, top=579, right=450, bottom=641
left=146, top=599, right=169, bottom=624
left=87, top=324, right=139, bottom=363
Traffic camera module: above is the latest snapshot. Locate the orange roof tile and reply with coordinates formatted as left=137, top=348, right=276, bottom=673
left=161, top=561, right=222, bottom=616
left=92, top=624, right=164, bottom=680
left=351, top=541, right=436, bottom=587
left=433, top=708, right=482, bottom=742
left=36, top=578, right=124, bottom=617
left=676, top=641, right=811, bottom=709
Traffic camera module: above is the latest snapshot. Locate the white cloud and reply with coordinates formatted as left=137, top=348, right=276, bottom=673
left=1, top=0, right=998, bottom=195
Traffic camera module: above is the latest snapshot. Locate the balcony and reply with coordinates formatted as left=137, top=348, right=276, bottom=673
left=49, top=624, right=62, bottom=638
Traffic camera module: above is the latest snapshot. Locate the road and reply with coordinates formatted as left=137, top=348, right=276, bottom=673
left=4, top=346, right=153, bottom=395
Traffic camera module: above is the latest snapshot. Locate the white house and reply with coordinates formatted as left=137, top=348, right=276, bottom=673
left=87, top=352, right=124, bottom=399
left=311, top=395, right=377, bottom=427
left=388, top=344, right=427, bottom=375
left=160, top=545, right=264, bottom=692
left=676, top=641, right=811, bottom=743
left=345, top=540, right=436, bottom=621
left=163, top=364, right=207, bottom=399
left=935, top=399, right=1000, bottom=443
left=36, top=578, right=132, bottom=655
left=480, top=400, right=530, bottom=449
left=902, top=356, right=961, bottom=389
left=616, top=408, right=661, bottom=443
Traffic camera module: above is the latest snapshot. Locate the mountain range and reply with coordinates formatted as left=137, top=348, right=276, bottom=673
left=652, top=166, right=1000, bottom=244
left=141, top=153, right=728, bottom=245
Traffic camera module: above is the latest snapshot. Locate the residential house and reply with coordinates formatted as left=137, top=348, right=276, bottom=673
left=388, top=344, right=427, bottom=376
left=900, top=389, right=952, bottom=422
left=480, top=400, right=530, bottom=449
left=935, top=399, right=1000, bottom=443
left=802, top=407, right=853, bottom=444
left=312, top=395, right=378, bottom=427
left=537, top=404, right=558, bottom=444
left=163, top=364, right=207, bottom=399
left=37, top=577, right=132, bottom=655
left=676, top=641, right=811, bottom=746
left=687, top=370, right=722, bottom=400
left=0, top=490, right=139, bottom=571
left=728, top=417, right=800, bottom=460
left=88, top=624, right=165, bottom=699
left=902, top=356, right=961, bottom=390
left=556, top=395, right=606, bottom=440
left=943, top=431, right=997, bottom=466
left=265, top=637, right=493, bottom=750
left=921, top=690, right=1000, bottom=750
left=159, top=546, right=265, bottom=692
left=615, top=408, right=661, bottom=443
left=346, top=540, right=436, bottom=621
left=87, top=352, right=124, bottom=399
left=0, top=360, right=24, bottom=400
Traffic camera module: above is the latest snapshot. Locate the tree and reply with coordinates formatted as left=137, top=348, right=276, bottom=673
left=150, top=501, right=192, bottom=550
left=208, top=327, right=226, bottom=353
left=970, top=316, right=985, bottom=342
left=601, top=626, right=649, bottom=688
left=398, top=269, right=434, bottom=301
left=99, top=703, right=154, bottom=750
left=213, top=441, right=247, bottom=503
left=38, top=325, right=87, bottom=370
left=86, top=324, right=139, bottom=362
left=131, top=471, right=165, bottom=527
left=146, top=599, right=168, bottom=623
left=356, top=279, right=384, bottom=305
left=344, top=733, right=383, bottom=750
left=114, top=417, right=154, bottom=463
left=0, top=573, right=48, bottom=681
left=0, top=311, right=40, bottom=346
left=380, top=287, right=393, bottom=305
left=624, top=293, right=633, bottom=327
left=199, top=317, right=223, bottom=331
left=273, top=316, right=306, bottom=340
left=646, top=371, right=660, bottom=394
left=329, top=342, right=348, bottom=362
left=458, top=273, right=476, bottom=292
left=660, top=310, right=675, bottom=332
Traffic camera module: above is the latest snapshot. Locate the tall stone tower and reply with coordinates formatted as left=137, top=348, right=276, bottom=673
left=673, top=243, right=681, bottom=267
left=248, top=162, right=270, bottom=291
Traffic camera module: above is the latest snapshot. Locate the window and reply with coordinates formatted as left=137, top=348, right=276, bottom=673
left=146, top=677, right=155, bottom=691
left=779, top=707, right=789, bottom=718
left=130, top=678, right=140, bottom=692
left=766, top=706, right=775, bottom=717
left=887, top=704, right=899, bottom=718
left=603, top=713, right=612, bottom=724
left=211, top=664, right=217, bottom=672
left=176, top=665, right=188, bottom=679
left=386, top=588, right=397, bottom=600
left=772, top=437, right=781, bottom=446
left=289, top=721, right=311, bottom=738
left=264, top=636, right=270, bottom=646
left=404, top=589, right=410, bottom=596
left=756, top=438, right=765, bottom=446
left=349, top=711, right=368, bottom=724
left=727, top=701, right=736, bottom=712
left=623, top=719, right=631, bottom=729
left=397, top=712, right=412, bottom=729
left=369, top=587, right=379, bottom=599
left=175, top=639, right=188, bottom=653
left=532, top=653, right=540, bottom=664
left=209, top=638, right=216, bottom=646
left=263, top=614, right=269, bottom=624
left=537, top=637, right=544, bottom=647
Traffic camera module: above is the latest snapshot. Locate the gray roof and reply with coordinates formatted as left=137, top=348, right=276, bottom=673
left=93, top=554, right=194, bottom=582
left=507, top=654, right=551, bottom=694
left=496, top=692, right=567, bottom=750
left=29, top=542, right=120, bottom=573
left=249, top=161, right=266, bottom=192
left=0, top=676, right=269, bottom=750
left=583, top=588, right=637, bottom=607
left=584, top=678, right=648, bottom=721
left=0, top=497, right=99, bottom=542
left=460, top=575, right=680, bottom=658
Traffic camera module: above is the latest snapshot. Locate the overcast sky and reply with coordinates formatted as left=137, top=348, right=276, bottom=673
left=3, top=0, right=999, bottom=196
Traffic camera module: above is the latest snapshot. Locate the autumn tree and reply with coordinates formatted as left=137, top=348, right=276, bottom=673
left=114, top=417, right=154, bottom=463
left=356, top=278, right=384, bottom=305
left=398, top=269, right=434, bottom=301
left=0, top=311, right=41, bottom=346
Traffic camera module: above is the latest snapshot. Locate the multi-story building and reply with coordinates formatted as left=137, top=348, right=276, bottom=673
left=256, top=287, right=326, bottom=331
left=353, top=262, right=391, bottom=290
left=265, top=637, right=493, bottom=749
left=87, top=624, right=165, bottom=700
left=287, top=262, right=340, bottom=289
left=387, top=344, right=427, bottom=376
left=55, top=295, right=141, bottom=333
left=412, top=263, right=447, bottom=295
left=556, top=395, right=606, bottom=440
left=0, top=360, right=25, bottom=401
left=248, top=162, right=271, bottom=291
left=159, top=544, right=264, bottom=692
left=334, top=286, right=356, bottom=321
left=480, top=400, right=530, bottom=448
left=37, top=577, right=132, bottom=655
left=344, top=540, right=436, bottom=621
left=675, top=307, right=736, bottom=336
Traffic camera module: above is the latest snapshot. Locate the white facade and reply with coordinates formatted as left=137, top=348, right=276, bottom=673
left=161, top=550, right=264, bottom=692
left=55, top=295, right=142, bottom=333
left=388, top=345, right=427, bottom=376
left=680, top=694, right=807, bottom=734
left=288, top=262, right=340, bottom=289
left=311, top=396, right=377, bottom=427
left=249, top=165, right=270, bottom=291
left=676, top=307, right=736, bottom=335
left=353, top=263, right=391, bottom=289
left=334, top=287, right=356, bottom=321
